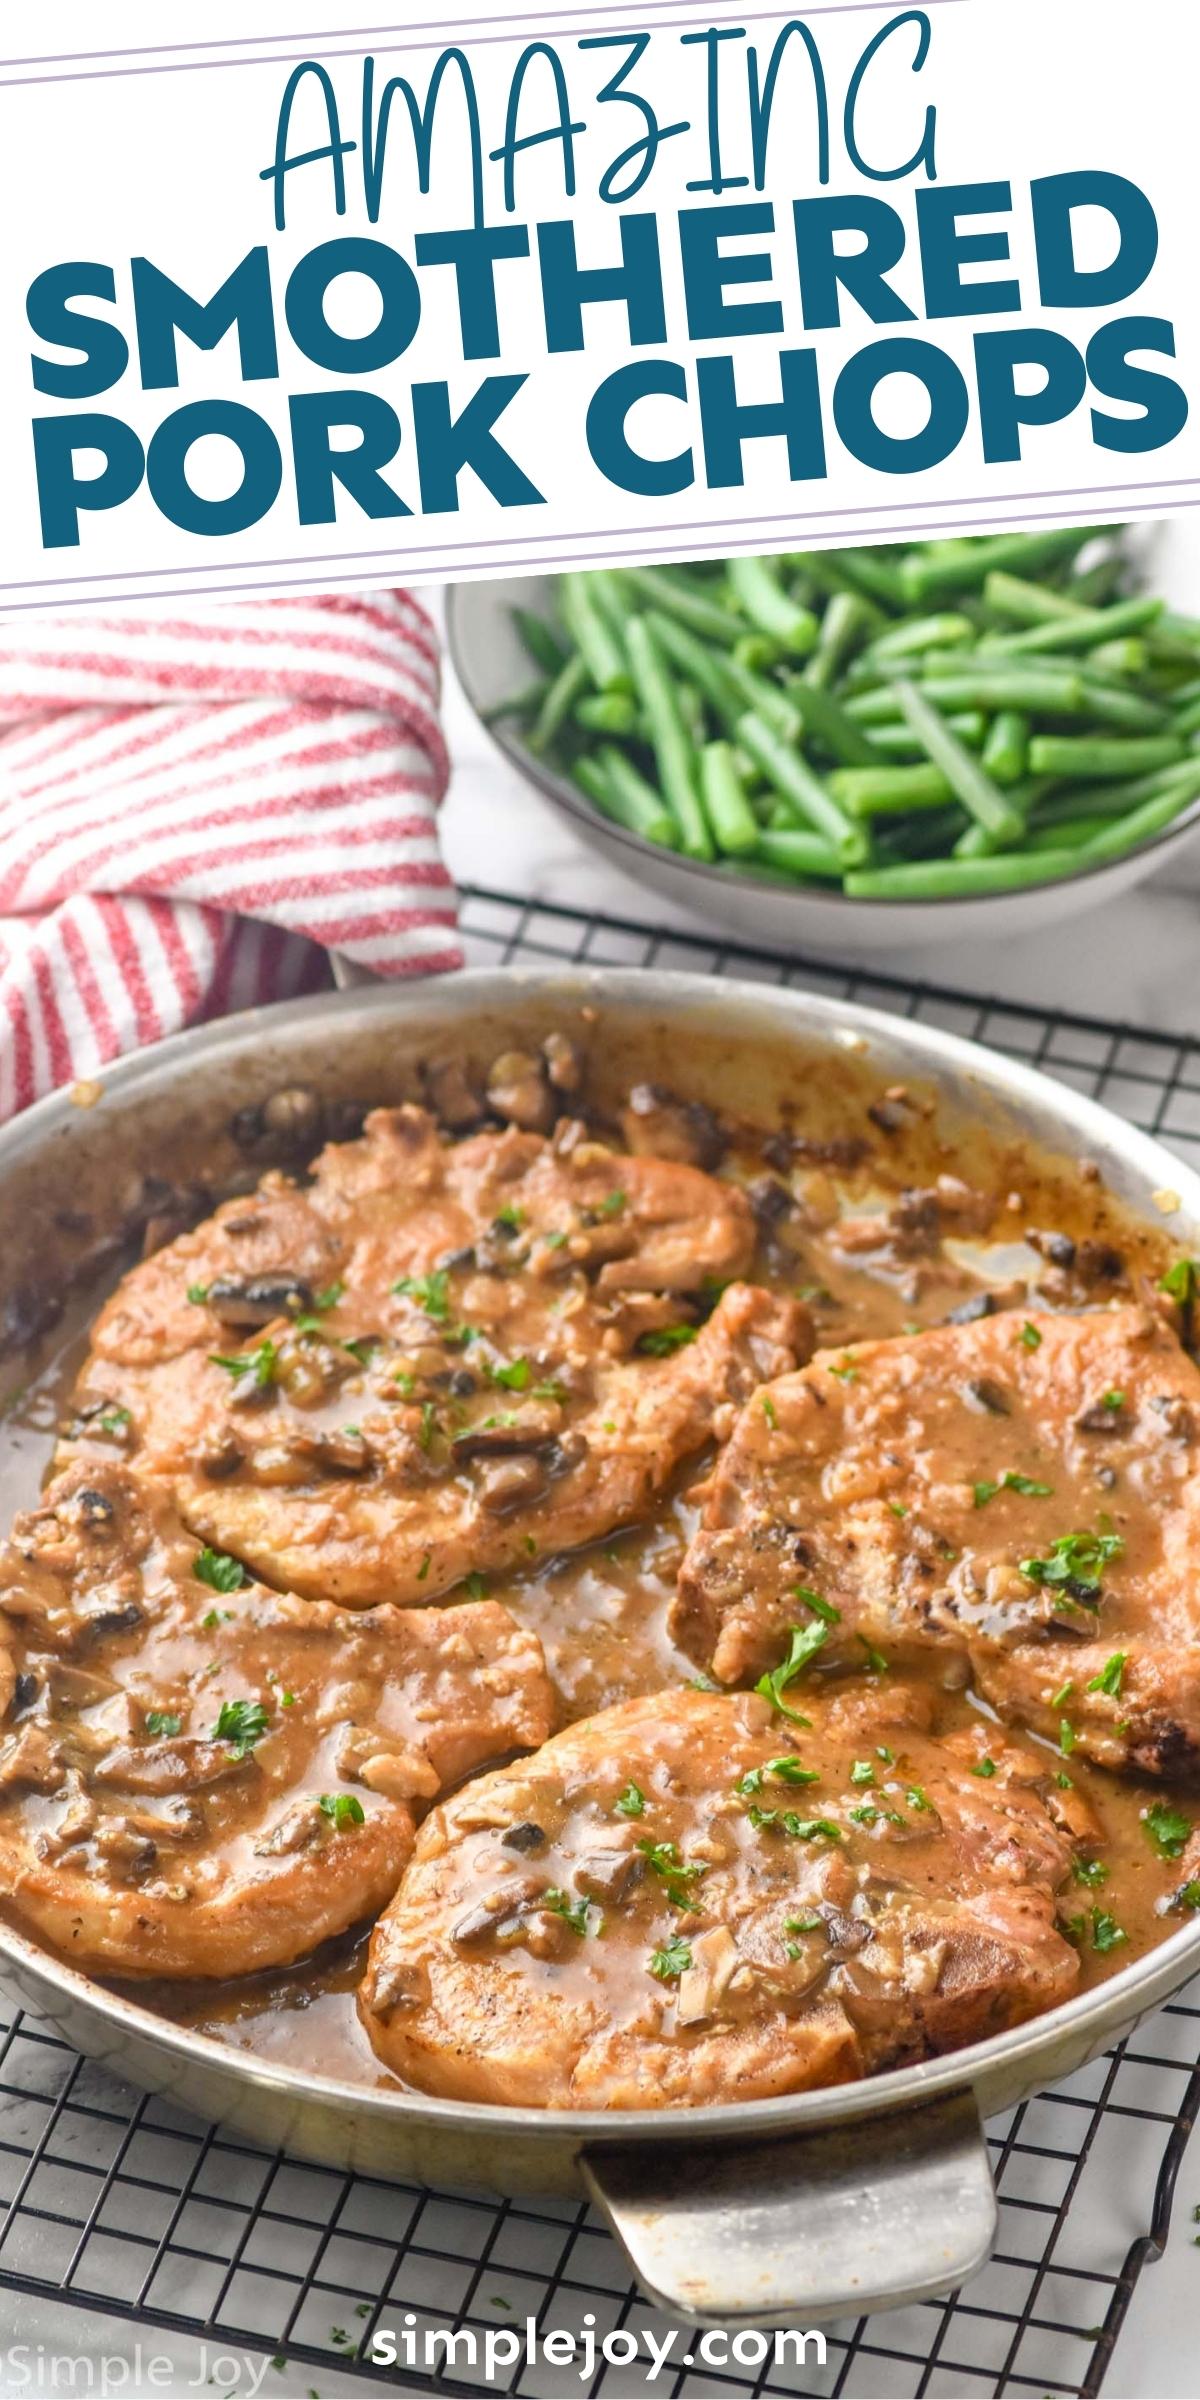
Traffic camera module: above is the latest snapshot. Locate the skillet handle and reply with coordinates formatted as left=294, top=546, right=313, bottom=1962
left=580, top=2089, right=995, bottom=2326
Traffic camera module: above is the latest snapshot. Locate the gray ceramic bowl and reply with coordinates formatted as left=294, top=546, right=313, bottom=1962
left=446, top=571, right=1200, bottom=962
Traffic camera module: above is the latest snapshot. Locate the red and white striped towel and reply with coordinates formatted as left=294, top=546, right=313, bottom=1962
left=0, top=590, right=460, bottom=1122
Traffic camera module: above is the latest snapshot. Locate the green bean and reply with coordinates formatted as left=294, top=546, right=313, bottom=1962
left=754, top=827, right=844, bottom=879
left=512, top=607, right=569, bottom=675
left=733, top=632, right=778, bottom=672
left=624, top=615, right=713, bottom=859
left=574, top=692, right=640, bottom=735
left=643, top=609, right=746, bottom=728
left=1025, top=816, right=1118, bottom=852
left=900, top=528, right=1100, bottom=604
left=865, top=711, right=987, bottom=756
left=530, top=652, right=589, bottom=750
left=624, top=564, right=743, bottom=645
left=845, top=849, right=1084, bottom=898
left=984, top=595, right=1162, bottom=658
left=736, top=712, right=867, bottom=864
left=866, top=613, right=975, bottom=663
left=1074, top=676, right=1169, bottom=733
left=784, top=553, right=888, bottom=628
left=1027, top=733, right=1185, bottom=781
left=859, top=668, right=1087, bottom=718
left=1174, top=693, right=1200, bottom=738
left=1031, top=762, right=1200, bottom=826
left=560, top=572, right=632, bottom=694
left=783, top=677, right=877, bottom=765
left=830, top=763, right=952, bottom=818
left=804, top=591, right=874, bottom=690
left=981, top=710, right=1028, bottom=786
left=982, top=571, right=1087, bottom=627
left=700, top=742, right=761, bottom=856
left=727, top=556, right=818, bottom=656
left=1080, top=764, right=1200, bottom=861
left=827, top=547, right=910, bottom=611
left=1090, top=637, right=1149, bottom=679
left=573, top=753, right=680, bottom=851
left=889, top=678, right=1024, bottom=844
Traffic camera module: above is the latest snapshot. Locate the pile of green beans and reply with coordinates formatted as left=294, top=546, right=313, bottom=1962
left=490, top=530, right=1200, bottom=902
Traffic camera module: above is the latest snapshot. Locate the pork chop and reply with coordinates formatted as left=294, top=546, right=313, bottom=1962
left=359, top=1683, right=1082, bottom=2108
left=0, top=1461, right=553, bottom=1979
left=67, top=1107, right=810, bottom=1604
left=674, top=1306, right=1200, bottom=1777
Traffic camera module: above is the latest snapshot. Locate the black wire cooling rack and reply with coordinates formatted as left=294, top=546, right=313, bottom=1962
left=1, top=881, right=1199, bottom=2400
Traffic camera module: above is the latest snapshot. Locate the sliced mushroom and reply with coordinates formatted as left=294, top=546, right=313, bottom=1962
left=486, top=1050, right=555, bottom=1134
left=423, top=1055, right=487, bottom=1132
left=476, top=1454, right=551, bottom=1513
left=205, top=1274, right=315, bottom=1329
left=676, top=1924, right=741, bottom=2025
left=90, top=1738, right=251, bottom=1794
left=619, top=1083, right=723, bottom=1169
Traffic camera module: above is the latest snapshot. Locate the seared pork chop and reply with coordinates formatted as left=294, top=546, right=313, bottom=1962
left=67, top=1107, right=809, bottom=1605
left=359, top=1683, right=1082, bottom=2108
left=674, top=1306, right=1200, bottom=1777
left=0, top=1462, right=553, bottom=1978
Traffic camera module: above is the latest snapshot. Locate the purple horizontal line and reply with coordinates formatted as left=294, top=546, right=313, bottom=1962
left=0, top=469, right=1194, bottom=596
left=0, top=0, right=965, bottom=75
left=3, top=491, right=1195, bottom=617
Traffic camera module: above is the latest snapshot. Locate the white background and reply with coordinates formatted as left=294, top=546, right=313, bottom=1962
left=1, top=0, right=1199, bottom=607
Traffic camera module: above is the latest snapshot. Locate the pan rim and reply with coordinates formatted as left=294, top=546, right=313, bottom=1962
left=2, top=962, right=1199, bottom=2146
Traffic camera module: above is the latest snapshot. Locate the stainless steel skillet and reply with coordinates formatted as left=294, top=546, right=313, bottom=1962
left=0, top=967, right=1197, bottom=2329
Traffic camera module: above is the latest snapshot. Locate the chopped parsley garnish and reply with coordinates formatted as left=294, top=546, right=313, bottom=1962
left=970, top=1757, right=997, bottom=1778
left=906, top=1785, right=934, bottom=1814
left=648, top=1937, right=692, bottom=1982
left=533, top=1380, right=568, bottom=1403
left=418, top=1400, right=438, bottom=1452
left=887, top=1500, right=908, bottom=1519
left=213, top=1698, right=271, bottom=1758
left=341, top=1336, right=380, bottom=1367
left=784, top=1913, right=823, bottom=1936
left=1054, top=1770, right=1073, bottom=1791
left=193, top=1547, right=247, bottom=1594
left=849, top=1803, right=878, bottom=1826
left=1158, top=1258, right=1198, bottom=1304
left=489, top=1356, right=531, bottom=1391
left=858, top=1634, right=889, bottom=1674
left=200, top=1607, right=232, bottom=1632
left=209, top=1339, right=278, bottom=1388
left=494, top=1204, right=525, bottom=1231
left=543, top=1229, right=568, bottom=1249
left=1059, top=1718, right=1077, bottom=1757
left=393, top=1269, right=451, bottom=1320
left=1051, top=1680, right=1075, bottom=1711
left=144, top=1710, right=181, bottom=1738
left=1177, top=1881, right=1200, bottom=1912
left=463, top=1572, right=488, bottom=1601
left=1144, top=1801, right=1192, bottom=1861
left=1089, top=1908, right=1127, bottom=1955
left=186, top=1282, right=210, bottom=1304
left=416, top=1551, right=431, bottom=1582
left=973, top=1471, right=1054, bottom=1507
left=1020, top=1528, right=1124, bottom=1604
left=313, top=1281, right=346, bottom=1311
left=1018, top=1321, right=1043, bottom=1350
left=594, top=1190, right=627, bottom=1218
left=318, top=1793, right=365, bottom=1831
left=737, top=1756, right=820, bottom=1797
left=849, top=1760, right=875, bottom=1787
left=636, top=1325, right=699, bottom=1357
left=761, top=1393, right=778, bottom=1430
left=797, top=1586, right=840, bottom=1625
left=1087, top=1652, right=1127, bottom=1698
left=636, top=1837, right=706, bottom=1912
left=754, top=1622, right=825, bottom=1721
left=394, top=1370, right=416, bottom=1397
left=748, top=1809, right=841, bottom=1842
left=1101, top=1389, right=1126, bottom=1412
left=615, top=1781, right=645, bottom=1818
left=829, top=1355, right=858, bottom=1383
left=543, top=1889, right=598, bottom=1937
left=1072, top=1857, right=1109, bottom=1889
left=876, top=1745, right=895, bottom=1765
